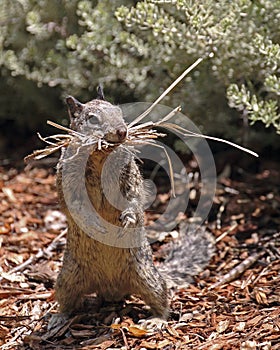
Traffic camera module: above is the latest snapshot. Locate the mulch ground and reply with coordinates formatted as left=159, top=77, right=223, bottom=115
left=0, top=156, right=279, bottom=349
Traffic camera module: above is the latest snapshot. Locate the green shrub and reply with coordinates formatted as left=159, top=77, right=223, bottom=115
left=0, top=0, right=279, bottom=148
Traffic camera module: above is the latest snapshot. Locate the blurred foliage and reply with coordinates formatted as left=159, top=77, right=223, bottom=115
left=115, top=0, right=280, bottom=137
left=0, top=0, right=279, bottom=155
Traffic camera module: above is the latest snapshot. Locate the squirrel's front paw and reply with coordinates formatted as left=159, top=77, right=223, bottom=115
left=120, top=209, right=137, bottom=228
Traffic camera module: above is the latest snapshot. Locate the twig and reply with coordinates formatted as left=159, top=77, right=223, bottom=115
left=159, top=122, right=259, bottom=158
left=0, top=326, right=29, bottom=350
left=120, top=327, right=130, bottom=349
left=47, top=120, right=84, bottom=137
left=209, top=251, right=265, bottom=289
left=252, top=257, right=280, bottom=287
left=3, top=229, right=67, bottom=276
left=128, top=57, right=204, bottom=128
left=216, top=198, right=229, bottom=230
left=215, top=222, right=238, bottom=243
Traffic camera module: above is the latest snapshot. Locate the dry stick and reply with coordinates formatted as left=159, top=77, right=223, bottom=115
left=47, top=120, right=84, bottom=137
left=128, top=57, right=204, bottom=128
left=241, top=264, right=270, bottom=290
left=26, top=144, right=66, bottom=161
left=160, top=122, right=259, bottom=158
left=120, top=327, right=130, bottom=349
left=37, top=133, right=59, bottom=146
left=128, top=106, right=181, bottom=133
left=155, top=105, right=182, bottom=125
left=24, top=133, right=72, bottom=162
left=250, top=260, right=277, bottom=286
left=127, top=106, right=182, bottom=197
left=38, top=133, right=72, bottom=143
left=183, top=130, right=259, bottom=157
left=128, top=121, right=155, bottom=132
left=147, top=141, right=175, bottom=196
left=128, top=101, right=258, bottom=159
left=209, top=251, right=265, bottom=289
left=0, top=326, right=29, bottom=350
left=216, top=198, right=229, bottom=231
left=127, top=139, right=175, bottom=196
left=4, top=229, right=67, bottom=276
left=215, top=222, right=238, bottom=243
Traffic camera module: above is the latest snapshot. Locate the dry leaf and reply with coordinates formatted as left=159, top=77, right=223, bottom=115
left=127, top=325, right=149, bottom=337
left=234, top=321, right=246, bottom=331
left=216, top=319, right=230, bottom=333
left=240, top=340, right=257, bottom=350
left=2, top=187, right=17, bottom=202
left=1, top=272, right=26, bottom=283
left=0, top=225, right=11, bottom=235
left=157, top=339, right=173, bottom=348
left=255, top=289, right=268, bottom=304
left=246, top=314, right=264, bottom=327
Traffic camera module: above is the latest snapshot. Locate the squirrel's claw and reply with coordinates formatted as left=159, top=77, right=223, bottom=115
left=120, top=209, right=137, bottom=228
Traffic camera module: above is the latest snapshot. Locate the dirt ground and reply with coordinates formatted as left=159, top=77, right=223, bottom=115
left=0, top=153, right=279, bottom=349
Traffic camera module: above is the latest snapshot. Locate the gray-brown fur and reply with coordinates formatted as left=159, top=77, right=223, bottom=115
left=55, top=95, right=214, bottom=320
left=56, top=96, right=168, bottom=318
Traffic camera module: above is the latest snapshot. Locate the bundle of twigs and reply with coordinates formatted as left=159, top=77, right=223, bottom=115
left=25, top=57, right=258, bottom=165
left=24, top=118, right=167, bottom=162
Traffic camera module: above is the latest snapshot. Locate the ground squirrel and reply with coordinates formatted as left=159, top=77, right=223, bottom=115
left=55, top=90, right=214, bottom=321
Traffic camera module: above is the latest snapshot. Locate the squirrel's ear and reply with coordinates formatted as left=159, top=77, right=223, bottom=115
left=66, top=96, right=84, bottom=118
left=96, top=85, right=105, bottom=100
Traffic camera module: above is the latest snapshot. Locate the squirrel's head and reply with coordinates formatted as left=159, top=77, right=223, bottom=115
left=65, top=88, right=127, bottom=144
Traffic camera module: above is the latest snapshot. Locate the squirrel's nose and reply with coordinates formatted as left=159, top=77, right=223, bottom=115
left=116, top=128, right=127, bottom=142
left=105, top=127, right=127, bottom=143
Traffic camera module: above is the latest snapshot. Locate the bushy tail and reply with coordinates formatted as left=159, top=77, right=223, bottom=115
left=158, top=223, right=215, bottom=288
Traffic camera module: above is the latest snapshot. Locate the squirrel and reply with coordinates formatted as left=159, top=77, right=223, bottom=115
left=55, top=89, right=215, bottom=322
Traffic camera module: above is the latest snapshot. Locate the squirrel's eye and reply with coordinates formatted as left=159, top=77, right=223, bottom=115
left=87, top=113, right=100, bottom=124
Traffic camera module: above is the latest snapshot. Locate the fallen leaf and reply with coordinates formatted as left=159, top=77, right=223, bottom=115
left=216, top=319, right=230, bottom=333
left=127, top=325, right=148, bottom=337
left=2, top=187, right=17, bottom=202
left=1, top=272, right=26, bottom=283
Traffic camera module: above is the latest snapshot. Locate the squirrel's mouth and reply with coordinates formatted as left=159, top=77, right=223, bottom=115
left=104, top=128, right=128, bottom=144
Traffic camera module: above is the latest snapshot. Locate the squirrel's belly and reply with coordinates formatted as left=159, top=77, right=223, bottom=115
left=71, top=229, right=133, bottom=274
left=83, top=243, right=134, bottom=301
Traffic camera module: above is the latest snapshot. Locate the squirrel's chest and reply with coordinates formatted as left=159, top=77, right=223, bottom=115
left=85, top=160, right=127, bottom=221
left=85, top=174, right=123, bottom=222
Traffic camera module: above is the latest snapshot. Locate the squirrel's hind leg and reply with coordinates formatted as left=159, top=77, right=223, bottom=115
left=132, top=265, right=169, bottom=320
left=55, top=252, right=93, bottom=314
